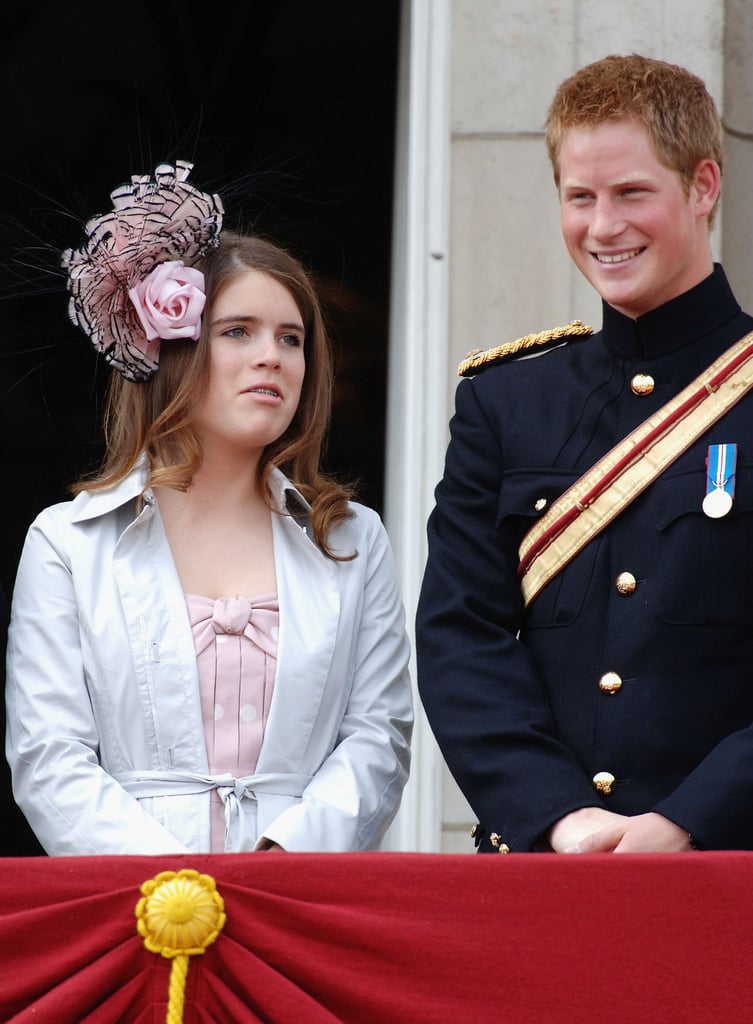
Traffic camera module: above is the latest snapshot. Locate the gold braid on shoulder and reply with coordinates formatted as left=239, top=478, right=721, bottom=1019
left=457, top=320, right=593, bottom=377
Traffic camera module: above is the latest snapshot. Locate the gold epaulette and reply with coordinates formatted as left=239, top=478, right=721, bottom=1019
left=457, top=320, right=593, bottom=377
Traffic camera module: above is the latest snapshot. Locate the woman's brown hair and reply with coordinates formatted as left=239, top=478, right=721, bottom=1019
left=74, top=232, right=355, bottom=557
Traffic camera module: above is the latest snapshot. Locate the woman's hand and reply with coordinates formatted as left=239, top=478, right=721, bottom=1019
left=256, top=838, right=285, bottom=852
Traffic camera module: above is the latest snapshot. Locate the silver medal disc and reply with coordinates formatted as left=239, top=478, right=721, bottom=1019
left=702, top=488, right=733, bottom=518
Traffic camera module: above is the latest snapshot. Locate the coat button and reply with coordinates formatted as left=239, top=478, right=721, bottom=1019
left=534, top=497, right=548, bottom=512
left=615, top=571, right=637, bottom=595
left=490, top=832, right=510, bottom=853
left=598, top=671, right=623, bottom=694
left=631, top=373, right=655, bottom=395
left=592, top=771, right=616, bottom=795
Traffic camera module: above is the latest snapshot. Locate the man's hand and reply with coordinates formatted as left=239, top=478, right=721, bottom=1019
left=562, top=812, right=694, bottom=854
left=548, top=806, right=629, bottom=853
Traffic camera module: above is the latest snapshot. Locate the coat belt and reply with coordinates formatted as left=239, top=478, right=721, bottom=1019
left=114, top=769, right=313, bottom=852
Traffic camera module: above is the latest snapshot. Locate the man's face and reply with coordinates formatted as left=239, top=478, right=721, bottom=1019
left=558, top=119, right=716, bottom=319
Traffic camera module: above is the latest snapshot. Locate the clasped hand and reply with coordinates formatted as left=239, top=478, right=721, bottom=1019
left=548, top=807, right=694, bottom=854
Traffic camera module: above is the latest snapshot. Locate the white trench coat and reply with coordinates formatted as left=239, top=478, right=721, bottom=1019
left=5, top=463, right=413, bottom=855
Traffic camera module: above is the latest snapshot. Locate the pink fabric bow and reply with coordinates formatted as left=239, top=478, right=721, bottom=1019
left=190, top=595, right=279, bottom=659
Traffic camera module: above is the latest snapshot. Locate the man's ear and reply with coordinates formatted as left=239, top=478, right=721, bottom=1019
left=691, top=158, right=721, bottom=217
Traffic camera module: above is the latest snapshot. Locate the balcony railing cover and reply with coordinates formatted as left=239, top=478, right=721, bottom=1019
left=1, top=851, right=752, bottom=1022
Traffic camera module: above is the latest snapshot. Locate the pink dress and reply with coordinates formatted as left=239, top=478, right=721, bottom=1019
left=185, top=594, right=279, bottom=851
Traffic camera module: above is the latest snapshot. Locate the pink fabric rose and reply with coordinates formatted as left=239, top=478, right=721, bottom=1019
left=128, top=260, right=206, bottom=341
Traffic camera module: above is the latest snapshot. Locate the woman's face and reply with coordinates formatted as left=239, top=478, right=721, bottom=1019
left=191, top=269, right=306, bottom=459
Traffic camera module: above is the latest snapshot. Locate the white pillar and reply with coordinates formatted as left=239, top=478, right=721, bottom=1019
left=381, top=0, right=452, bottom=852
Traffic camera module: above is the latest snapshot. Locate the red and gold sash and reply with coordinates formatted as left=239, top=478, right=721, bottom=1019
left=518, top=330, right=753, bottom=608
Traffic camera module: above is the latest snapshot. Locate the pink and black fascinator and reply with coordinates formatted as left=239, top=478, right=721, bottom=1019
left=61, top=161, right=224, bottom=382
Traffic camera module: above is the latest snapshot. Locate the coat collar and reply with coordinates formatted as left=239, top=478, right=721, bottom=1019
left=71, top=456, right=314, bottom=531
left=70, top=457, right=147, bottom=523
left=601, top=264, right=741, bottom=361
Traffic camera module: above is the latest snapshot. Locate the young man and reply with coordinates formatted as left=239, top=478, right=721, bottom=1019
left=416, top=54, right=753, bottom=854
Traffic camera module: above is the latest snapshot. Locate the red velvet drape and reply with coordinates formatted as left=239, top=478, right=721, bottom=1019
left=1, top=852, right=752, bottom=1023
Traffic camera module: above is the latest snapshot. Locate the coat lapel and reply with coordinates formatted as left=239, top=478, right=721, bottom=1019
left=258, top=477, right=340, bottom=774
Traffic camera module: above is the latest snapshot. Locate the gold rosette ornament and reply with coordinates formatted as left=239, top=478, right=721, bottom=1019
left=135, top=869, right=226, bottom=1024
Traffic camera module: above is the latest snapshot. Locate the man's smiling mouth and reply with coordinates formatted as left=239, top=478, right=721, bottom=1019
left=595, top=247, right=645, bottom=264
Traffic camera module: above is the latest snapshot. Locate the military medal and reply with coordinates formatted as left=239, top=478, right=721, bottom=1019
left=702, top=443, right=737, bottom=518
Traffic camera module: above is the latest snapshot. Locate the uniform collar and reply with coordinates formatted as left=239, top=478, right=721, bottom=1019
left=601, top=264, right=741, bottom=361
left=71, top=457, right=313, bottom=525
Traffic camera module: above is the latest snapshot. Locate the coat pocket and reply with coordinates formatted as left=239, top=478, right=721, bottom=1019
left=497, top=468, right=599, bottom=627
left=655, top=465, right=753, bottom=625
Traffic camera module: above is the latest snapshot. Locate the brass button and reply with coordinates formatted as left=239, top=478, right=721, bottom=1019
left=490, top=832, right=510, bottom=853
left=631, top=373, right=655, bottom=395
left=598, top=671, right=623, bottom=694
left=592, top=771, right=616, bottom=795
left=615, top=571, right=637, bottom=595
left=470, top=824, right=478, bottom=838
left=534, top=497, right=547, bottom=512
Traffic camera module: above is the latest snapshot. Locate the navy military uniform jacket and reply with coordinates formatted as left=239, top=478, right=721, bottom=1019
left=416, top=266, right=753, bottom=852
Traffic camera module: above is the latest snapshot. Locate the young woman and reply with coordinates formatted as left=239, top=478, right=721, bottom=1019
left=5, top=162, right=412, bottom=855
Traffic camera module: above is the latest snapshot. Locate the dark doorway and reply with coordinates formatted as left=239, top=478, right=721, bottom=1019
left=0, top=2, right=400, bottom=854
